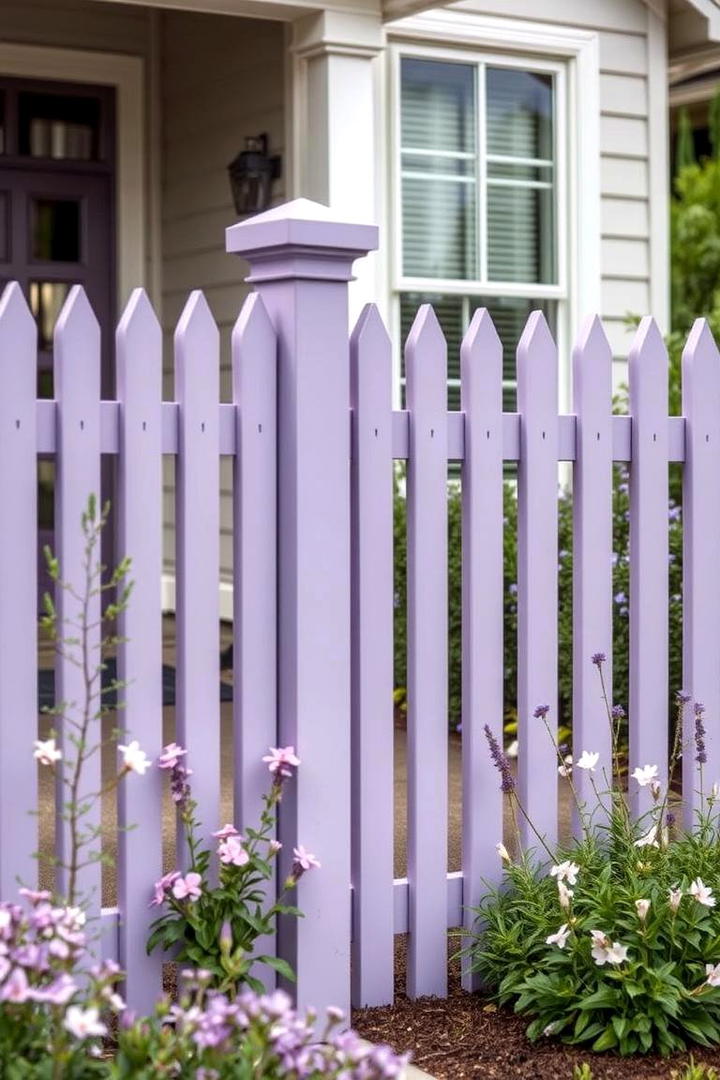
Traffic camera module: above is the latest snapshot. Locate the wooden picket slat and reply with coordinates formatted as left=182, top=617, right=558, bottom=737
left=116, top=290, right=164, bottom=1010
left=572, top=317, right=614, bottom=828
left=174, top=291, right=220, bottom=855
left=231, top=293, right=277, bottom=980
left=53, top=286, right=102, bottom=914
left=0, top=284, right=38, bottom=895
left=628, top=317, right=669, bottom=817
left=460, top=308, right=504, bottom=991
left=405, top=304, right=448, bottom=999
left=681, top=319, right=720, bottom=822
left=349, top=304, right=394, bottom=1007
left=516, top=312, right=559, bottom=850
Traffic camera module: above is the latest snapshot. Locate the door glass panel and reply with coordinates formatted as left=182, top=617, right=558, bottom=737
left=29, top=281, right=71, bottom=350
left=19, top=92, right=100, bottom=161
left=32, top=198, right=80, bottom=261
left=0, top=194, right=8, bottom=260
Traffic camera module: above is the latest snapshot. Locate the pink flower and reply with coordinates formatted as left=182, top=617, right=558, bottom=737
left=157, top=743, right=188, bottom=770
left=150, top=871, right=180, bottom=907
left=212, top=824, right=240, bottom=840
left=172, top=872, right=202, bottom=902
left=262, top=746, right=300, bottom=779
left=218, top=836, right=249, bottom=867
left=0, top=967, right=29, bottom=1003
left=292, top=845, right=321, bottom=873
left=269, top=839, right=282, bottom=854
left=19, top=889, right=51, bottom=906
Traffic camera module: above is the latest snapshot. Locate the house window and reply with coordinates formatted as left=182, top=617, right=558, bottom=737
left=397, top=53, right=565, bottom=408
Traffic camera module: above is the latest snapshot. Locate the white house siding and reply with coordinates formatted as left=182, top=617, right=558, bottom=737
left=445, top=0, right=666, bottom=387
left=160, top=11, right=286, bottom=592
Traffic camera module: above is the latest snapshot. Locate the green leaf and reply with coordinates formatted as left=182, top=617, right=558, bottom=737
left=592, top=1025, right=618, bottom=1052
left=257, top=954, right=296, bottom=982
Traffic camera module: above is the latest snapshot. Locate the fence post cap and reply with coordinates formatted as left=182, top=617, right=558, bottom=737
left=226, top=198, right=378, bottom=274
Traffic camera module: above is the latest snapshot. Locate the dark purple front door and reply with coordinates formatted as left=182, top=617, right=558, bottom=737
left=0, top=77, right=116, bottom=606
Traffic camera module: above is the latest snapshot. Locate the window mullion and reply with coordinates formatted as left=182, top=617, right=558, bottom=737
left=477, top=61, right=487, bottom=284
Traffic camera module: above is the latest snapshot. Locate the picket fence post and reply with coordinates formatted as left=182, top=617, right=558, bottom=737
left=226, top=199, right=378, bottom=1017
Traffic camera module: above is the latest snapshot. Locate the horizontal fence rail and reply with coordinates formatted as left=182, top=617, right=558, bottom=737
left=34, top=402, right=688, bottom=462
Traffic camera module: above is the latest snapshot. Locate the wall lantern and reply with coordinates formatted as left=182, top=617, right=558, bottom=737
left=227, top=134, right=281, bottom=216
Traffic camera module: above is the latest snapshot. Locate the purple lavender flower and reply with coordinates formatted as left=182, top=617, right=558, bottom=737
left=694, top=702, right=707, bottom=765
left=677, top=690, right=691, bottom=705
left=484, top=724, right=515, bottom=794
left=611, top=705, right=625, bottom=720
left=591, top=652, right=606, bottom=667
left=533, top=704, right=550, bottom=720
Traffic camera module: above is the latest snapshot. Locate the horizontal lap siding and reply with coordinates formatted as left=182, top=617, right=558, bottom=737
left=0, top=0, right=150, bottom=55
left=160, top=12, right=286, bottom=592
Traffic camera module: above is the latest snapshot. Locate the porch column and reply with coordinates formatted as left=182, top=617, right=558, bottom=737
left=290, top=11, right=384, bottom=323
left=226, top=200, right=378, bottom=1016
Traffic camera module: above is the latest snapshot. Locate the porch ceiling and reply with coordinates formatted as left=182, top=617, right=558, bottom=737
left=86, top=0, right=382, bottom=21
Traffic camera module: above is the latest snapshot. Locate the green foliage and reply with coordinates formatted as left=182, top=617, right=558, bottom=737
left=465, top=677, right=720, bottom=1058
left=393, top=473, right=683, bottom=735
left=147, top=777, right=300, bottom=993
left=671, top=1057, right=720, bottom=1080
left=572, top=1066, right=593, bottom=1080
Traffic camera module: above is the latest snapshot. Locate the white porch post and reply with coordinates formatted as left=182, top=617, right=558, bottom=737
left=291, top=10, right=385, bottom=321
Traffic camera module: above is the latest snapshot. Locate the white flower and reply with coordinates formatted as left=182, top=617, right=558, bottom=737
left=635, top=898, right=650, bottom=922
left=557, top=880, right=574, bottom=912
left=550, top=861, right=580, bottom=887
left=496, top=842, right=511, bottom=864
left=33, top=738, right=62, bottom=766
left=506, top=740, right=519, bottom=759
left=118, top=740, right=151, bottom=776
left=606, top=942, right=629, bottom=965
left=706, top=963, right=720, bottom=987
left=590, top=930, right=628, bottom=966
left=631, top=764, right=659, bottom=787
left=576, top=751, right=599, bottom=772
left=558, top=755, right=573, bottom=778
left=543, top=1022, right=557, bottom=1037
left=634, top=824, right=668, bottom=849
left=689, top=877, right=716, bottom=908
left=710, top=783, right=720, bottom=805
left=545, top=924, right=570, bottom=949
left=669, top=887, right=683, bottom=913
left=64, top=1006, right=106, bottom=1040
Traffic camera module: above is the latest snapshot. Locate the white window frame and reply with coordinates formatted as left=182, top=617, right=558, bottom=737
left=384, top=10, right=601, bottom=414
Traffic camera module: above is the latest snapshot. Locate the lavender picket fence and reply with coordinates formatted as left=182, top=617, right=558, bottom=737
left=0, top=197, right=717, bottom=1022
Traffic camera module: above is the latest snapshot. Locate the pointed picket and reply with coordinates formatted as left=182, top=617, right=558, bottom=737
left=232, top=293, right=277, bottom=826
left=628, top=317, right=669, bottom=817
left=53, top=287, right=102, bottom=914
left=516, top=312, right=558, bottom=850
left=572, top=317, right=614, bottom=827
left=460, top=309, right=504, bottom=991
left=116, top=290, right=164, bottom=1009
left=681, top=320, right=720, bottom=822
left=175, top=291, right=220, bottom=856
left=405, top=304, right=448, bottom=999
left=0, top=284, right=38, bottom=895
left=349, top=304, right=394, bottom=1007
left=231, top=293, right=277, bottom=982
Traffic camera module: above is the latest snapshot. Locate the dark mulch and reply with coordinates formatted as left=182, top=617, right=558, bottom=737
left=351, top=938, right=720, bottom=1080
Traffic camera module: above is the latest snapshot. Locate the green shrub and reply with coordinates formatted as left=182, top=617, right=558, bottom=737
left=464, top=680, right=720, bottom=1057
left=671, top=1058, right=720, bottom=1080
left=393, top=474, right=683, bottom=736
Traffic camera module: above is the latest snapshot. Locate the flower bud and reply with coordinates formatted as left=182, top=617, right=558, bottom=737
left=495, top=842, right=511, bottom=864
left=635, top=898, right=650, bottom=922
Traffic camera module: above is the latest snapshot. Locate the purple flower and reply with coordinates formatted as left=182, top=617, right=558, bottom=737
left=677, top=690, right=691, bottom=705
left=695, top=703, right=707, bottom=764
left=614, top=592, right=626, bottom=606
left=533, top=704, right=550, bottom=720
left=611, top=704, right=625, bottom=720
left=484, top=725, right=515, bottom=794
left=591, top=653, right=606, bottom=667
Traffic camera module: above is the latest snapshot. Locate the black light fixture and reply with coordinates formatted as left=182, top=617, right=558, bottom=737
left=227, top=134, right=281, bottom=216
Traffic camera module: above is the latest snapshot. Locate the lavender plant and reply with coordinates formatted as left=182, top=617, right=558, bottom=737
left=147, top=744, right=317, bottom=992
left=466, top=658, right=720, bottom=1057
left=112, top=974, right=409, bottom=1079
left=39, top=495, right=138, bottom=908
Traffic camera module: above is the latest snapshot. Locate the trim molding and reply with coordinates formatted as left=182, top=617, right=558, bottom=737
left=0, top=42, right=146, bottom=305
left=647, top=3, right=670, bottom=332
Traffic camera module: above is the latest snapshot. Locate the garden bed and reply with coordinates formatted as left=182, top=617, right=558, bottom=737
left=352, top=940, right=720, bottom=1080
